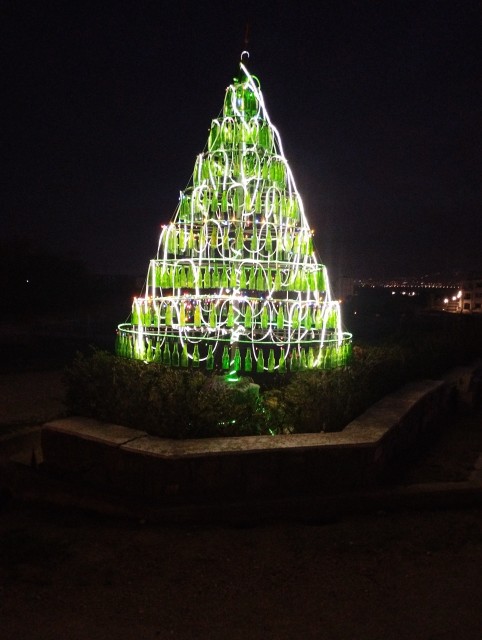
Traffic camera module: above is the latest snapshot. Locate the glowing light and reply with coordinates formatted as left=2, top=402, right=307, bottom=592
left=116, top=55, right=352, bottom=371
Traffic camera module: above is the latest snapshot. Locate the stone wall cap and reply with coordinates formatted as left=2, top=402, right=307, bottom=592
left=43, top=417, right=147, bottom=445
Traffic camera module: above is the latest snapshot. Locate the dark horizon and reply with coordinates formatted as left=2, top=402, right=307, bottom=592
left=4, top=1, right=481, bottom=280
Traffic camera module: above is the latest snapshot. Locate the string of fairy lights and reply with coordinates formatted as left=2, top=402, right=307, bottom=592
left=116, top=56, right=352, bottom=371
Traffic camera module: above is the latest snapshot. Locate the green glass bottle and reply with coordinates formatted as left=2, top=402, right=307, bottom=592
left=198, top=226, right=206, bottom=248
left=244, top=303, right=252, bottom=329
left=236, top=226, right=244, bottom=251
left=290, top=349, right=299, bottom=371
left=232, top=187, right=239, bottom=213
left=276, top=232, right=284, bottom=260
left=244, top=349, right=252, bottom=372
left=174, top=267, right=181, bottom=289
left=180, top=194, right=189, bottom=220
left=274, top=269, right=282, bottom=291
left=211, top=190, right=218, bottom=214
left=155, top=264, right=162, bottom=287
left=167, top=228, right=177, bottom=255
left=256, top=268, right=265, bottom=291
left=144, top=338, right=152, bottom=362
left=192, top=344, right=200, bottom=368
left=292, top=306, right=299, bottom=329
left=317, top=268, right=325, bottom=292
left=307, top=347, right=315, bottom=369
left=265, top=225, right=273, bottom=253
left=327, top=309, right=337, bottom=330
left=278, top=348, right=286, bottom=373
left=250, top=224, right=258, bottom=251
left=314, top=307, right=323, bottom=330
left=179, top=302, right=186, bottom=326
left=194, top=304, right=202, bottom=327
left=307, top=270, right=316, bottom=290
left=240, top=267, right=247, bottom=289
left=256, top=349, right=265, bottom=372
left=299, top=349, right=307, bottom=370
left=261, top=304, right=269, bottom=330
left=259, top=123, right=269, bottom=150
left=294, top=269, right=302, bottom=290
left=187, top=265, right=194, bottom=289
left=221, top=266, right=229, bottom=288
left=162, top=342, right=171, bottom=366
left=210, top=226, right=217, bottom=249
left=203, top=267, right=211, bottom=288
left=209, top=303, right=217, bottom=329
left=306, top=235, right=314, bottom=256
left=222, top=346, right=230, bottom=370
left=188, top=229, right=195, bottom=251
left=165, top=304, right=173, bottom=326
left=179, top=229, right=187, bottom=253
left=276, top=306, right=284, bottom=331
left=272, top=191, right=281, bottom=222
left=303, top=307, right=312, bottom=330
left=161, top=267, right=170, bottom=288
left=255, top=190, right=262, bottom=214
left=248, top=267, right=256, bottom=290
left=171, top=343, right=179, bottom=367
left=212, top=264, right=220, bottom=288
left=180, top=267, right=188, bottom=288
left=153, top=338, right=161, bottom=363
left=229, top=267, right=237, bottom=288
left=206, top=345, right=214, bottom=370
left=268, top=349, right=275, bottom=372
left=209, top=121, right=220, bottom=151
left=234, top=348, right=241, bottom=371
left=226, top=304, right=234, bottom=328
left=293, top=232, right=301, bottom=254
left=221, top=192, right=228, bottom=214
left=181, top=344, right=189, bottom=368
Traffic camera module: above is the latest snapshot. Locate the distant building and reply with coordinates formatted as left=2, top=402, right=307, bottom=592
left=460, top=273, right=482, bottom=313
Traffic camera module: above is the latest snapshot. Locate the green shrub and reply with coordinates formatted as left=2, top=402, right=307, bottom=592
left=65, top=350, right=273, bottom=438
left=66, top=315, right=482, bottom=438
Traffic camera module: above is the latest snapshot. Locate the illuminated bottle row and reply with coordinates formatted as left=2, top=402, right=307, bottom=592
left=148, top=261, right=326, bottom=293
left=131, top=296, right=338, bottom=333
left=177, top=188, right=301, bottom=224
left=116, top=332, right=352, bottom=372
left=208, top=118, right=274, bottom=151
left=158, top=221, right=313, bottom=259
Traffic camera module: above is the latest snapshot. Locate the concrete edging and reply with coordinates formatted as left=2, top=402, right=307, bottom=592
left=41, top=377, right=458, bottom=502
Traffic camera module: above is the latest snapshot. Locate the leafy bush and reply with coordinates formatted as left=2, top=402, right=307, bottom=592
left=66, top=315, right=482, bottom=438
left=65, top=350, right=271, bottom=438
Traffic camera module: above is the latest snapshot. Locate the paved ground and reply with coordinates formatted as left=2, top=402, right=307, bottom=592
left=1, top=370, right=482, bottom=639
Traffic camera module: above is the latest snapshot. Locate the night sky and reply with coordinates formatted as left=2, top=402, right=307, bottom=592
left=4, top=1, right=481, bottom=280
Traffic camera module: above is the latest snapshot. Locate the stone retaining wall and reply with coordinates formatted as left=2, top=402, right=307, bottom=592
left=41, top=376, right=458, bottom=502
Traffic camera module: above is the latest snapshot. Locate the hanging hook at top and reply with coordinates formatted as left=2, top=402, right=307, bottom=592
left=240, top=50, right=250, bottom=61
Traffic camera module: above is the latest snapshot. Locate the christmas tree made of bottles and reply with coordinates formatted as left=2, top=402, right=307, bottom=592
left=116, top=55, right=352, bottom=373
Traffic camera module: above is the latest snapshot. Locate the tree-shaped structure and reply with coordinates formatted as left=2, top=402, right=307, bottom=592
left=116, top=56, right=352, bottom=373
